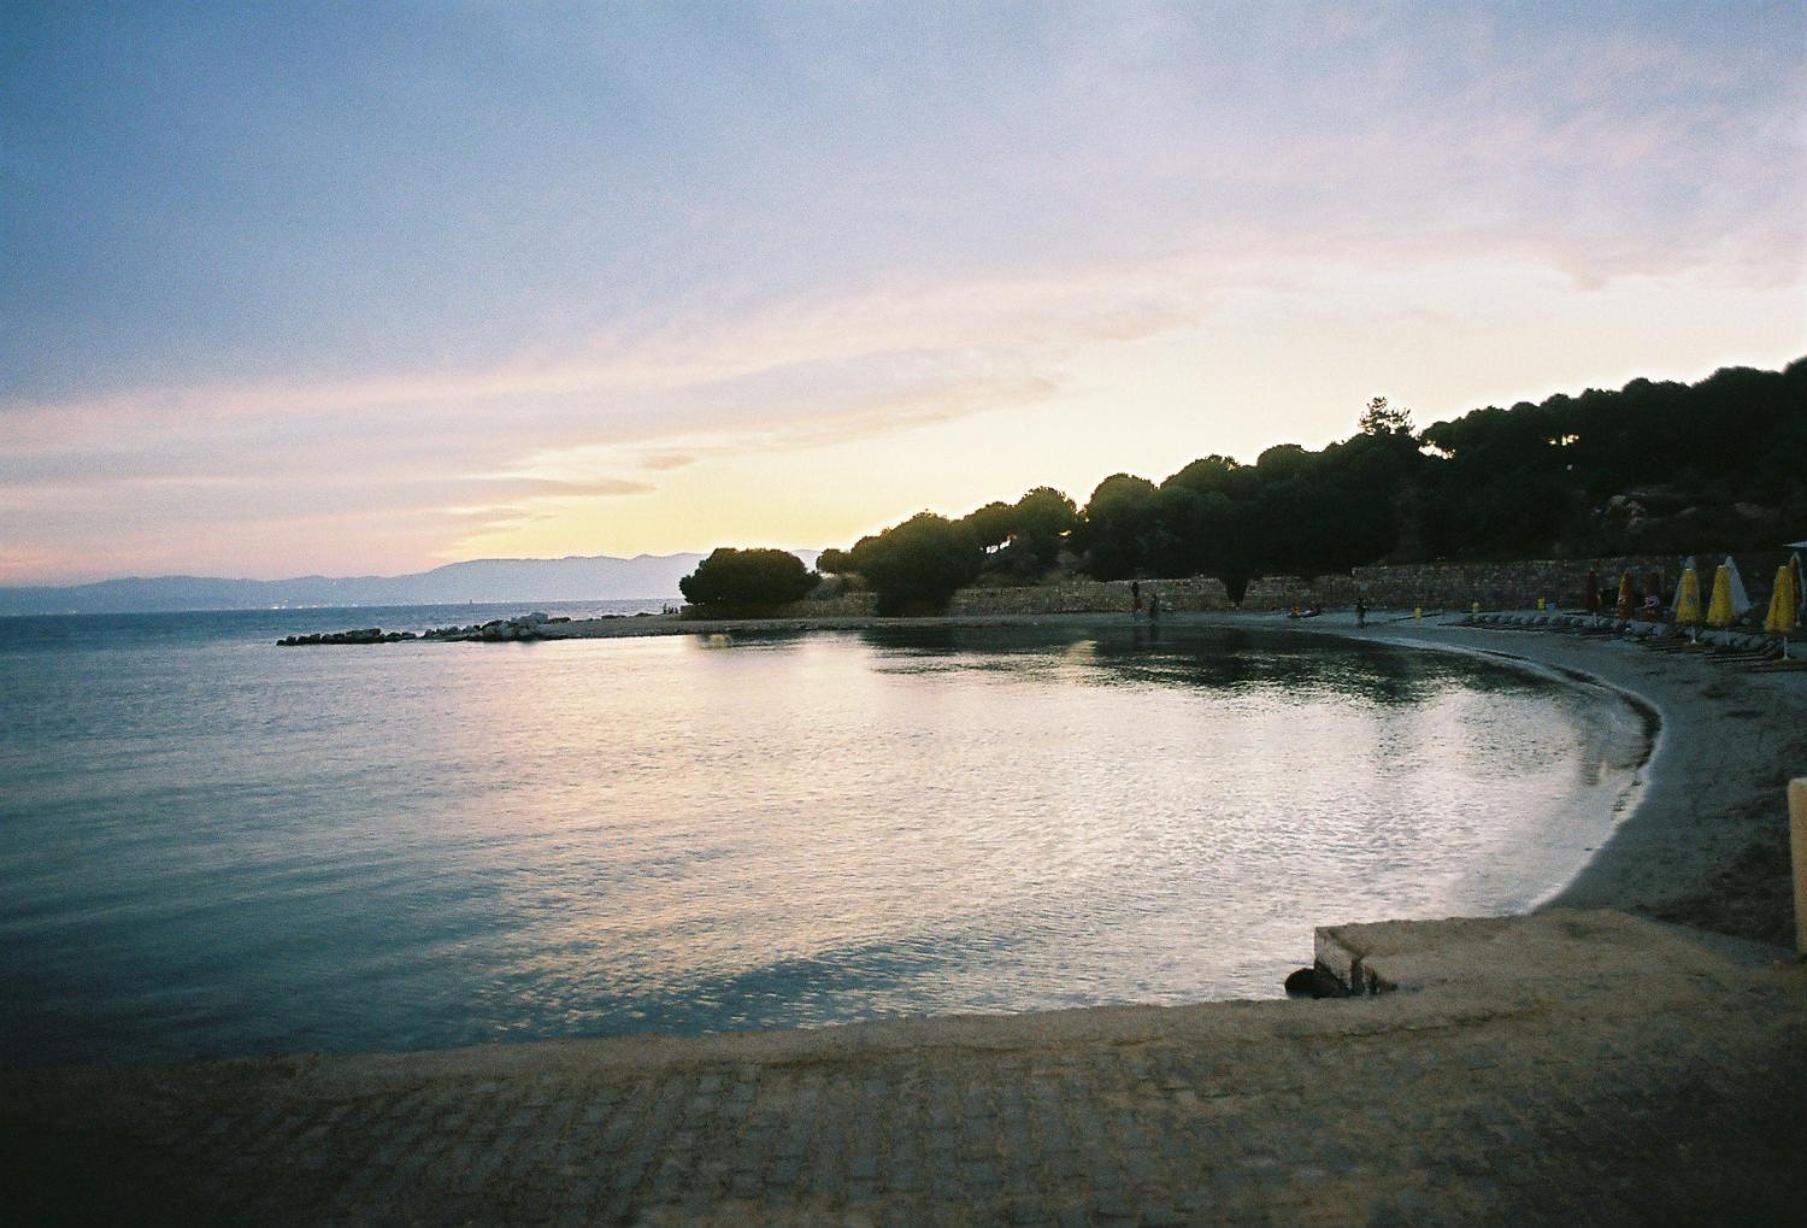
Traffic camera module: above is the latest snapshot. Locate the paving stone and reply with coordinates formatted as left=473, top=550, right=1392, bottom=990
left=4, top=911, right=1805, bottom=1226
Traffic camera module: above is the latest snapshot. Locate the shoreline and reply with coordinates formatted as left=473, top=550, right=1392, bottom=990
left=1344, top=612, right=1803, bottom=945
left=9, top=609, right=1807, bottom=1223
left=531, top=605, right=1803, bottom=946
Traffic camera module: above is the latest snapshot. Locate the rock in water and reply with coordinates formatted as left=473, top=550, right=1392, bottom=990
left=1284, top=965, right=1349, bottom=998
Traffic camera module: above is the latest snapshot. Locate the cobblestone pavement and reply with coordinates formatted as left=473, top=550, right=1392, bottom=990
left=5, top=911, right=1804, bottom=1226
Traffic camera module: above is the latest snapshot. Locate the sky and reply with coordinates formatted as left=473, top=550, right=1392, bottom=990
left=2, top=1, right=1803, bottom=585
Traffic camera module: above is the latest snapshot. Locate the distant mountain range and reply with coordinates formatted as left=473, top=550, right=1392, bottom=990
left=0, top=551, right=819, bottom=615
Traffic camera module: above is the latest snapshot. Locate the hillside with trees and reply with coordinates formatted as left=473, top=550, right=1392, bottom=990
left=747, top=358, right=1806, bottom=612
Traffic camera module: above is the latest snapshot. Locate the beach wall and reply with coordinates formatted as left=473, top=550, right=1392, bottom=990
left=1028, top=557, right=1685, bottom=614
left=749, top=577, right=1235, bottom=618
left=947, top=577, right=1231, bottom=615
left=1241, top=574, right=1360, bottom=610
left=700, top=555, right=1688, bottom=619
left=743, top=593, right=878, bottom=618
left=1239, top=557, right=1680, bottom=612
left=1348, top=556, right=1677, bottom=611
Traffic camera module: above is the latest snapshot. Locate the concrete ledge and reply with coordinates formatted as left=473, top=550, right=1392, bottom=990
left=1315, top=908, right=1792, bottom=1000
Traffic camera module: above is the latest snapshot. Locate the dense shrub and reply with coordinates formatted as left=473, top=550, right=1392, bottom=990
left=850, top=512, right=983, bottom=615
left=679, top=548, right=815, bottom=609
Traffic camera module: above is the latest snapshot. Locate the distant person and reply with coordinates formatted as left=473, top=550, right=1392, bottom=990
left=1148, top=591, right=1159, bottom=621
left=1131, top=580, right=1142, bottom=614
left=1355, top=598, right=1367, bottom=628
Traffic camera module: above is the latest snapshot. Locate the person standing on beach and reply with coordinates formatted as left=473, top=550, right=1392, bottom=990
left=1131, top=580, right=1142, bottom=615
left=1355, top=598, right=1367, bottom=628
left=1148, top=591, right=1160, bottom=621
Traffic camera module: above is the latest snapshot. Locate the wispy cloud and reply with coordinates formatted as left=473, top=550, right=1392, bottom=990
left=457, top=476, right=656, bottom=500
left=0, top=252, right=1185, bottom=524
left=1, top=1, right=1800, bottom=581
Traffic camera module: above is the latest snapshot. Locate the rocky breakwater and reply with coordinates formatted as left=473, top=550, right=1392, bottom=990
left=277, top=612, right=570, bottom=646
left=450, top=612, right=572, bottom=642
left=277, top=627, right=417, bottom=646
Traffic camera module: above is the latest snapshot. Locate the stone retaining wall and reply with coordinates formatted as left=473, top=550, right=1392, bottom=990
left=947, top=577, right=1230, bottom=615
left=1241, top=556, right=1680, bottom=612
left=688, top=593, right=879, bottom=619
left=1349, top=556, right=1677, bottom=611
left=1241, top=574, right=1360, bottom=611
left=691, top=555, right=1690, bottom=619
left=770, top=593, right=879, bottom=618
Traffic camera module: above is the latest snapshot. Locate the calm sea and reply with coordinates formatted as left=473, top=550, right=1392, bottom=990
left=0, top=608, right=1646, bottom=1067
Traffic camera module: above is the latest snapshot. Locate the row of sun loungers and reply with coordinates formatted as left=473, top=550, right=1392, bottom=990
left=1460, top=610, right=1789, bottom=667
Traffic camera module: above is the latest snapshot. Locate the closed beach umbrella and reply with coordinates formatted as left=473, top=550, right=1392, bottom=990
left=1766, top=563, right=1798, bottom=657
left=1765, top=562, right=1797, bottom=631
left=1671, top=557, right=1696, bottom=618
left=1615, top=572, right=1638, bottom=619
left=1674, top=564, right=1702, bottom=627
left=1706, top=564, right=1737, bottom=628
left=1724, top=555, right=1752, bottom=617
left=1584, top=569, right=1600, bottom=613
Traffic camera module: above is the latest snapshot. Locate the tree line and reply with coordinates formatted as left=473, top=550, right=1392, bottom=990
left=683, top=357, right=1806, bottom=613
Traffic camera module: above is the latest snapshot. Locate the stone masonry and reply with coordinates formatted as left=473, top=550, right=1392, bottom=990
left=5, top=910, right=1803, bottom=1226
left=948, top=578, right=1231, bottom=616
left=723, top=557, right=1687, bottom=621
left=1346, top=556, right=1677, bottom=613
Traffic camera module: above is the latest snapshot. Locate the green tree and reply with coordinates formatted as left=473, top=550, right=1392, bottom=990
left=1076, top=474, right=1159, bottom=579
left=852, top=512, right=983, bottom=614
left=826, top=356, right=1807, bottom=599
left=679, top=548, right=816, bottom=609
left=1011, top=486, right=1078, bottom=565
left=1164, top=455, right=1242, bottom=497
left=1358, top=396, right=1415, bottom=436
left=961, top=501, right=1017, bottom=551
left=1155, top=458, right=1247, bottom=582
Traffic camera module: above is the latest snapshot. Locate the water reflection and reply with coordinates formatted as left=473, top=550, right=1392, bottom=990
left=0, top=624, right=1645, bottom=1067
left=864, top=623, right=1512, bottom=708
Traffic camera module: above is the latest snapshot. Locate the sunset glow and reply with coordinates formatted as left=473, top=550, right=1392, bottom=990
left=3, top=2, right=1802, bottom=584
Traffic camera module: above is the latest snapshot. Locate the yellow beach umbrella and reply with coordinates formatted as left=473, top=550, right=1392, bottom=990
left=1766, top=564, right=1798, bottom=656
left=1706, top=564, right=1737, bottom=628
left=1674, top=566, right=1702, bottom=627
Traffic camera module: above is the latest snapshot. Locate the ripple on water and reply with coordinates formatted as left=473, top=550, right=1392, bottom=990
left=0, top=621, right=1647, bottom=1066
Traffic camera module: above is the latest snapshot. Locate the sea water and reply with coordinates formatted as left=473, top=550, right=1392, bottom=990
left=0, top=610, right=1647, bottom=1067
